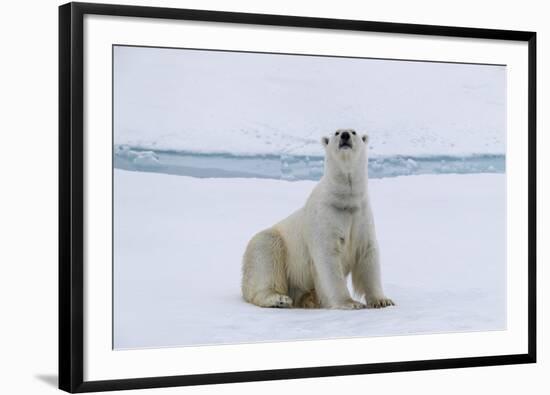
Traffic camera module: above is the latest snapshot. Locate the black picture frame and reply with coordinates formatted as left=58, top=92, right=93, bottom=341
left=59, top=2, right=537, bottom=393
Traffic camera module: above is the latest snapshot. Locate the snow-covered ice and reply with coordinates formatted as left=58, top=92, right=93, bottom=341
left=113, top=170, right=506, bottom=349
left=114, top=46, right=506, bottom=158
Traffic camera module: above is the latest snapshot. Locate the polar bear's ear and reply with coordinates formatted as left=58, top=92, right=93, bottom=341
left=362, top=134, right=369, bottom=143
left=321, top=136, right=330, bottom=147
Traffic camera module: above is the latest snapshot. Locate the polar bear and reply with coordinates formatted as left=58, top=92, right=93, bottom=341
left=241, top=129, right=394, bottom=310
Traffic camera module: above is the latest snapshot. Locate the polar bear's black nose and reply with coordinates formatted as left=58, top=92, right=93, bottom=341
left=341, top=131, right=350, bottom=141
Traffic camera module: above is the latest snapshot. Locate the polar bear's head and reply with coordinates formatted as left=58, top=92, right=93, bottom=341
left=321, top=129, right=368, bottom=167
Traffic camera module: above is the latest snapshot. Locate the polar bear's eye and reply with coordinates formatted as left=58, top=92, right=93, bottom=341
left=352, top=131, right=356, bottom=135
left=335, top=132, right=340, bottom=136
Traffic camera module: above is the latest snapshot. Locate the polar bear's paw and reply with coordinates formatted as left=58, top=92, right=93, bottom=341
left=297, top=290, right=321, bottom=309
left=366, top=297, right=395, bottom=309
left=265, top=294, right=293, bottom=308
left=333, top=299, right=366, bottom=310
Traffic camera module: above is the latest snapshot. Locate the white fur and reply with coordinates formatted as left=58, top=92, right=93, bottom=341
left=242, top=129, right=394, bottom=309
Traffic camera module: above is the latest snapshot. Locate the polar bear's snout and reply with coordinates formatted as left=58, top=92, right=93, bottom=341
left=338, top=131, right=352, bottom=149
left=329, top=129, right=362, bottom=152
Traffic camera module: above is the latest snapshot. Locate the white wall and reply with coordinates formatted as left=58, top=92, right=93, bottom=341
left=0, top=0, right=547, bottom=394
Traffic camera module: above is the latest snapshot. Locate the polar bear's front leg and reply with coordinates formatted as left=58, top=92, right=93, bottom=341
left=352, top=242, right=394, bottom=308
left=310, top=244, right=365, bottom=310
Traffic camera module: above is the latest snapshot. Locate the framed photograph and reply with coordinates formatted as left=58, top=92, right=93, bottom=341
left=59, top=2, right=536, bottom=393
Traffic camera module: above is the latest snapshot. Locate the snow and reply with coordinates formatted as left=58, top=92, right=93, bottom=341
left=113, top=169, right=506, bottom=349
left=114, top=46, right=506, bottom=158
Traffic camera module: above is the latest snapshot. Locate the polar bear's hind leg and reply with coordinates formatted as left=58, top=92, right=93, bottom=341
left=242, top=229, right=293, bottom=308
